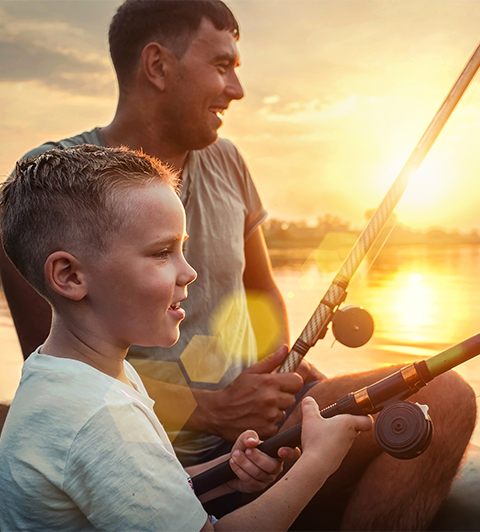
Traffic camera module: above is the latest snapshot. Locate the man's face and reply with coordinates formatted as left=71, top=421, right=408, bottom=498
left=83, top=183, right=196, bottom=349
left=162, top=17, right=244, bottom=151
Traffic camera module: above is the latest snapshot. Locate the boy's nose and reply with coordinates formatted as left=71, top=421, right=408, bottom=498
left=182, top=260, right=197, bottom=286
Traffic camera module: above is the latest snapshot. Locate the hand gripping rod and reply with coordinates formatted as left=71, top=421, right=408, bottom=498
left=280, top=41, right=480, bottom=373
left=192, top=333, right=480, bottom=496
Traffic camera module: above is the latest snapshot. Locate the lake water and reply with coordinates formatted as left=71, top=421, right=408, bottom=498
left=273, top=245, right=480, bottom=445
left=1, top=245, right=480, bottom=444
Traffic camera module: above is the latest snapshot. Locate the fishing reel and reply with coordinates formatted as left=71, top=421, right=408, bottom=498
left=331, top=305, right=375, bottom=348
left=375, top=401, right=433, bottom=459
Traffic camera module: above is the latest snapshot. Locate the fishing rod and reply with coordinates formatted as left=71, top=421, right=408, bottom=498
left=279, top=41, right=480, bottom=373
left=192, top=333, right=480, bottom=496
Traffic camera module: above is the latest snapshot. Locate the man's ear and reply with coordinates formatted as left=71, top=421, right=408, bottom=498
left=44, top=251, right=87, bottom=301
left=141, top=42, right=177, bottom=91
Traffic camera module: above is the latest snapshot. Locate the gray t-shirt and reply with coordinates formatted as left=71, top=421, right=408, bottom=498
left=19, top=130, right=267, bottom=459
left=0, top=349, right=208, bottom=531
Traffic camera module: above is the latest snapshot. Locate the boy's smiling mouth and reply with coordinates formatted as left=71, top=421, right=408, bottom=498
left=168, top=301, right=186, bottom=320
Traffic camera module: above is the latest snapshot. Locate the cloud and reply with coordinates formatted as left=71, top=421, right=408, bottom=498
left=0, top=6, right=115, bottom=97
left=258, top=95, right=360, bottom=123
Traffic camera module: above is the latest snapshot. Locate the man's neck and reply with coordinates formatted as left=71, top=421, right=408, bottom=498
left=101, top=115, right=189, bottom=172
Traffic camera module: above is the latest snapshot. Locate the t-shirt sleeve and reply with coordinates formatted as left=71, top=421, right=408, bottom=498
left=63, top=403, right=208, bottom=532
left=13, top=129, right=105, bottom=170
left=221, top=139, right=268, bottom=240
left=19, top=142, right=63, bottom=161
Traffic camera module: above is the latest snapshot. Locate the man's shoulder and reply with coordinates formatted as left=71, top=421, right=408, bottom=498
left=195, top=138, right=247, bottom=172
left=19, top=128, right=105, bottom=162
left=200, top=137, right=241, bottom=159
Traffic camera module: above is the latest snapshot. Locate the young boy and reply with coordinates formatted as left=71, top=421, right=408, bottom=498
left=0, top=145, right=371, bottom=531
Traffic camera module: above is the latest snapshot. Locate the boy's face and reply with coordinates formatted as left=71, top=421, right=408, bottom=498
left=83, top=182, right=196, bottom=349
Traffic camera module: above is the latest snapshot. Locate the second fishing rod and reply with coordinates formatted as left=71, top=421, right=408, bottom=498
left=192, top=333, right=480, bottom=496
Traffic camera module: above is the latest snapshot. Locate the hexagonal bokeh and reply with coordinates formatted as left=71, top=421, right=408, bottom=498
left=245, top=290, right=283, bottom=358
left=128, top=359, right=197, bottom=443
left=180, top=335, right=231, bottom=384
left=304, top=232, right=358, bottom=274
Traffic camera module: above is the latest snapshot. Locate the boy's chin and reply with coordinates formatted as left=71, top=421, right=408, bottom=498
left=139, top=333, right=180, bottom=349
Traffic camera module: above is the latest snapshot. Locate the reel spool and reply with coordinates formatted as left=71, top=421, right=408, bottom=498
left=375, top=401, right=433, bottom=460
left=331, top=305, right=374, bottom=347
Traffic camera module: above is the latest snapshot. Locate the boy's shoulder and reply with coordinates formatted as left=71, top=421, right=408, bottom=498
left=1, top=351, right=145, bottom=446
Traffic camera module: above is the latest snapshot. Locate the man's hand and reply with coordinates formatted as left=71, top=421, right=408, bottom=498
left=226, top=430, right=300, bottom=494
left=296, top=358, right=328, bottom=384
left=192, top=346, right=304, bottom=442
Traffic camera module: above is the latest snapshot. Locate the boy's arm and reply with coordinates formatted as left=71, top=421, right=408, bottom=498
left=202, top=398, right=372, bottom=532
left=0, top=244, right=51, bottom=359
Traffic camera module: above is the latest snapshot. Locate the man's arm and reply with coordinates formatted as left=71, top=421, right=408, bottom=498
left=0, top=243, right=51, bottom=359
left=243, top=226, right=289, bottom=349
left=243, top=226, right=325, bottom=384
left=141, top=346, right=304, bottom=443
left=178, top=227, right=322, bottom=442
left=176, top=227, right=325, bottom=442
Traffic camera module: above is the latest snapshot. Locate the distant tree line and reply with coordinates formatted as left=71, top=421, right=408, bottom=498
left=263, top=213, right=480, bottom=249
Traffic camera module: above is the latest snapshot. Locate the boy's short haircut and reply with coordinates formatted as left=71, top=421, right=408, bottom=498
left=109, top=0, right=240, bottom=90
left=0, top=144, right=179, bottom=299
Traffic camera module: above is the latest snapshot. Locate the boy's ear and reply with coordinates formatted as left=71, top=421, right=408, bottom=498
left=44, top=251, right=87, bottom=301
left=141, top=42, right=177, bottom=91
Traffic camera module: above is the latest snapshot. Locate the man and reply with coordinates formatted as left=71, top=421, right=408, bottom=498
left=0, top=0, right=476, bottom=529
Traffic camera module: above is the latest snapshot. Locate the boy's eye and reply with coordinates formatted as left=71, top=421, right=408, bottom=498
left=155, top=249, right=171, bottom=260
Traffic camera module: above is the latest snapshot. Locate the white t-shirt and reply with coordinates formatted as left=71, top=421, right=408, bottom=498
left=0, top=348, right=209, bottom=531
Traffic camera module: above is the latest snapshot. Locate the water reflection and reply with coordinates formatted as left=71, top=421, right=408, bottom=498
left=275, top=245, right=479, bottom=348
left=355, top=246, right=480, bottom=348
left=273, top=245, right=480, bottom=444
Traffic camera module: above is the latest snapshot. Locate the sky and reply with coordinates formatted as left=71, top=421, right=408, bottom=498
left=1, top=0, right=480, bottom=232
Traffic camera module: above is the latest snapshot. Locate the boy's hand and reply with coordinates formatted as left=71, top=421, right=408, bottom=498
left=300, top=396, right=373, bottom=476
left=226, top=430, right=301, bottom=494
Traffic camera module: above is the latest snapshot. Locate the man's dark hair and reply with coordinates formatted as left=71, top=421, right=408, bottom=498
left=109, top=0, right=240, bottom=90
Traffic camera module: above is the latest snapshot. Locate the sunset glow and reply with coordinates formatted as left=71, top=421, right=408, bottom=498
left=1, top=1, right=480, bottom=233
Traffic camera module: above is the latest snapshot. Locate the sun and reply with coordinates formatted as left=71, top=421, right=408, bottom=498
left=398, top=156, right=454, bottom=212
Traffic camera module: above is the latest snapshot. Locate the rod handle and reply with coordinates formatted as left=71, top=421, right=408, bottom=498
left=192, top=425, right=302, bottom=496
